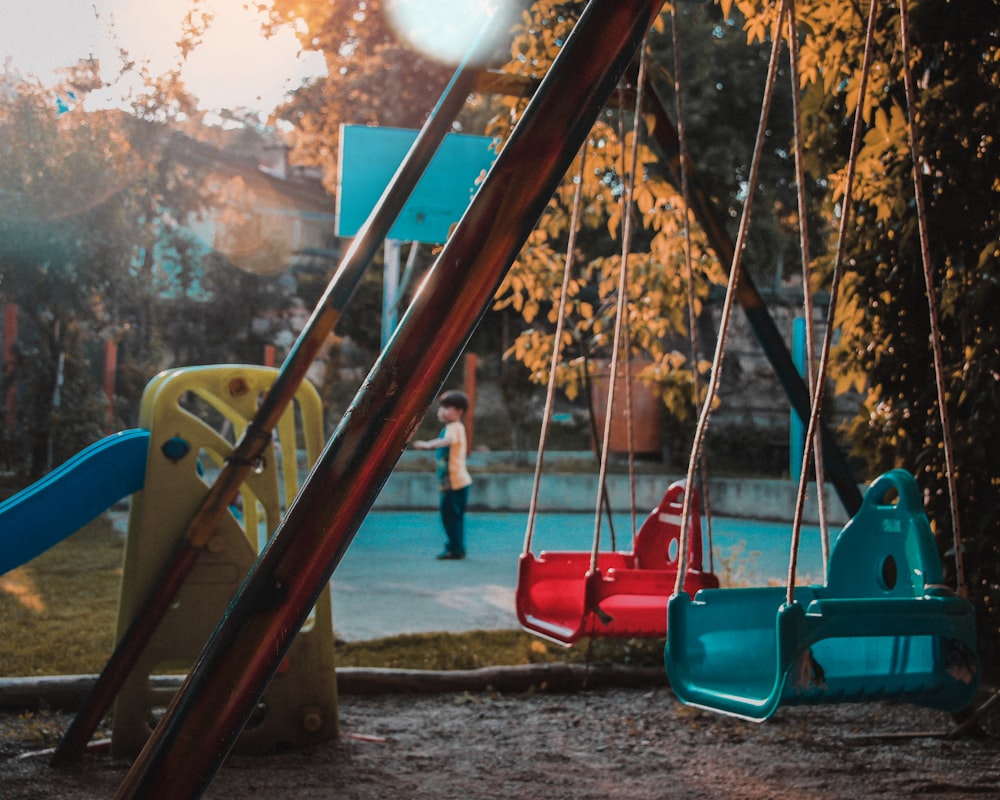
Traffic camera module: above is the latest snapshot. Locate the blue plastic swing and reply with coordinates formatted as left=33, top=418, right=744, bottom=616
left=664, top=469, right=979, bottom=721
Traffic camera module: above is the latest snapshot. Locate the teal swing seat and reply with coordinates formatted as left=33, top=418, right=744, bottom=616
left=665, top=469, right=979, bottom=721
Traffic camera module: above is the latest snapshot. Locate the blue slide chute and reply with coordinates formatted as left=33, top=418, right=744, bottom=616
left=0, top=429, right=150, bottom=575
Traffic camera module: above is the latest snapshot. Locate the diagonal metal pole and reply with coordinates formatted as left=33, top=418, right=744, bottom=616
left=113, top=1, right=667, bottom=797
left=50, top=34, right=489, bottom=767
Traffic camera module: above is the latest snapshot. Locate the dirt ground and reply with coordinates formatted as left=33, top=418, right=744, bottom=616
left=1, top=682, right=998, bottom=800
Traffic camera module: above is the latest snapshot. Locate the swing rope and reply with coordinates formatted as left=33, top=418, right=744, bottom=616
left=590, top=39, right=650, bottom=570
left=609, top=80, right=636, bottom=550
left=621, top=294, right=638, bottom=540
left=787, top=0, right=879, bottom=603
left=669, top=3, right=716, bottom=573
left=790, top=0, right=968, bottom=599
left=522, top=142, right=590, bottom=555
left=664, top=1, right=980, bottom=723
left=619, top=56, right=649, bottom=543
left=898, top=0, right=967, bottom=597
left=786, top=0, right=832, bottom=573
left=674, top=0, right=790, bottom=597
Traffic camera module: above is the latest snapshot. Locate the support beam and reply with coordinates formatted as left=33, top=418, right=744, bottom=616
left=52, top=30, right=484, bottom=771
left=113, top=2, right=669, bottom=797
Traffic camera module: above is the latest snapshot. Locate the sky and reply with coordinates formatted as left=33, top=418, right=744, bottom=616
left=1, top=0, right=327, bottom=114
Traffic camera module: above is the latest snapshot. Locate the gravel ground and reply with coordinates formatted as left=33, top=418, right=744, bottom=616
left=1, top=684, right=998, bottom=799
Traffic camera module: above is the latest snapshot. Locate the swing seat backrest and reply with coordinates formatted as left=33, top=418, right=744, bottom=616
left=823, top=469, right=943, bottom=599
left=634, top=480, right=703, bottom=571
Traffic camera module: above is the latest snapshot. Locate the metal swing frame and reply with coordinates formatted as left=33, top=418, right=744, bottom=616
left=664, top=0, right=980, bottom=721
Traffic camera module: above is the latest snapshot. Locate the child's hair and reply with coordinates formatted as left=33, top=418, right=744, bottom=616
left=439, top=390, right=469, bottom=412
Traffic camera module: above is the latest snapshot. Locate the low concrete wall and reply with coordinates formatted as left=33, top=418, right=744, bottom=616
left=378, top=454, right=858, bottom=525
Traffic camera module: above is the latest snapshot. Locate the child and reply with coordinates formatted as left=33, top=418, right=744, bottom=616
left=412, top=390, right=472, bottom=560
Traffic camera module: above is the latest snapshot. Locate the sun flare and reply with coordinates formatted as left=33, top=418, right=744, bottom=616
left=384, top=0, right=520, bottom=66
left=0, top=568, right=46, bottom=614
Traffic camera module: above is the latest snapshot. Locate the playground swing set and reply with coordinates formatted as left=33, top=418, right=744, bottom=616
left=514, top=0, right=981, bottom=727
left=0, top=1, right=987, bottom=797
left=659, top=0, right=980, bottom=721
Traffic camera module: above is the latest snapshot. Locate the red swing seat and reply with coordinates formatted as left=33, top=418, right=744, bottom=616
left=516, top=481, right=720, bottom=645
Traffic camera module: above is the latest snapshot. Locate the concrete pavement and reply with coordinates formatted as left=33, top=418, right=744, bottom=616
left=330, top=509, right=826, bottom=641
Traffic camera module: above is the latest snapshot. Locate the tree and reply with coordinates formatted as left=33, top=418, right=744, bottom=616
left=0, top=64, right=274, bottom=475
left=263, top=0, right=467, bottom=194
left=487, top=1, right=809, bottom=454
left=0, top=66, right=146, bottom=475
left=732, top=0, right=1000, bottom=674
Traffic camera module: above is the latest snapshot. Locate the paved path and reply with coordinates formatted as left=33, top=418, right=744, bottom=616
left=330, top=510, right=826, bottom=641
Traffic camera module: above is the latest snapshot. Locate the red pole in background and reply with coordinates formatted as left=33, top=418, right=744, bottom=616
left=103, top=338, right=118, bottom=432
left=263, top=344, right=276, bottom=368
left=463, top=352, right=477, bottom=452
left=3, top=304, right=16, bottom=436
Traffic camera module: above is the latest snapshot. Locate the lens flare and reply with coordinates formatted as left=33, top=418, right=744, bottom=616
left=384, top=0, right=519, bottom=66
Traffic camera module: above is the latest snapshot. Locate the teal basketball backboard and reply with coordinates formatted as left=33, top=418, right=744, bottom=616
left=336, top=125, right=496, bottom=244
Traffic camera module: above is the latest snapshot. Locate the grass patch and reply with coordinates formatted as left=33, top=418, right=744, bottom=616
left=0, top=517, right=123, bottom=676
left=335, top=630, right=664, bottom=670
left=1, top=515, right=664, bottom=678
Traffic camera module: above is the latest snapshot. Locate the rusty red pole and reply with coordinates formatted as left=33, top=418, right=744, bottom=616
left=3, top=304, right=16, bottom=436
left=114, top=2, right=666, bottom=797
